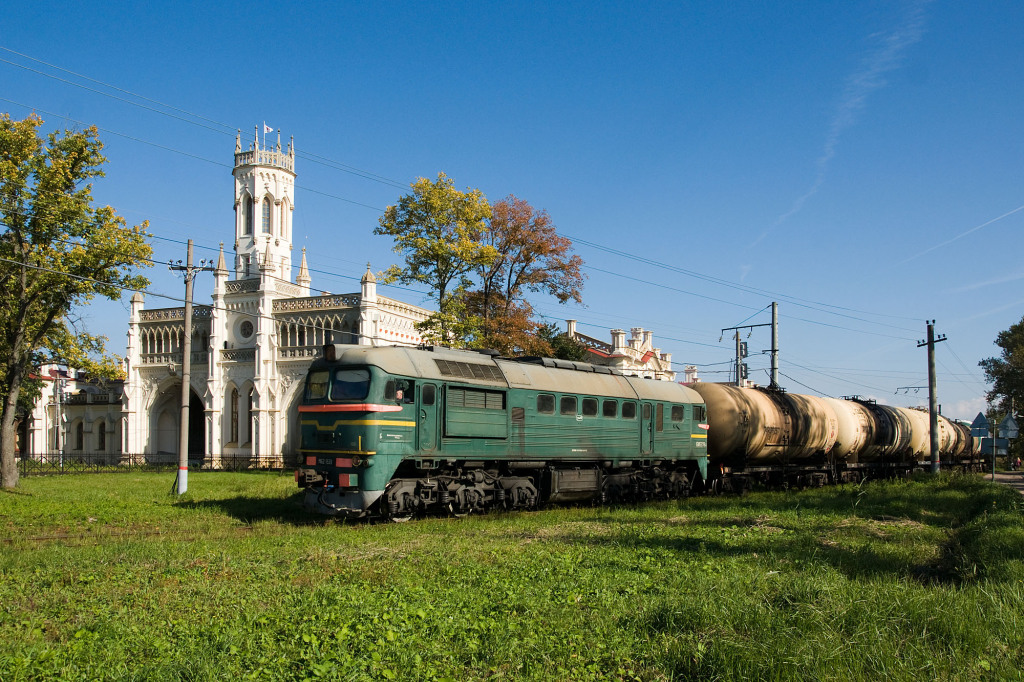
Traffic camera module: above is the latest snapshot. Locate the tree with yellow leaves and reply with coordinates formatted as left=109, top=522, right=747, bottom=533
left=0, top=114, right=152, bottom=488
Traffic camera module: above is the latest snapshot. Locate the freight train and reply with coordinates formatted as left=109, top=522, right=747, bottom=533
left=295, top=344, right=979, bottom=518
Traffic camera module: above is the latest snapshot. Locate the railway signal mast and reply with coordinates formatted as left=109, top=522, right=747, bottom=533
left=721, top=302, right=780, bottom=388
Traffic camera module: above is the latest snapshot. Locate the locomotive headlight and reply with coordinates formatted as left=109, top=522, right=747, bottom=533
left=351, top=455, right=363, bottom=467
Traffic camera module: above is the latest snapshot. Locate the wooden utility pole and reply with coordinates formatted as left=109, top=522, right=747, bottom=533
left=917, top=320, right=946, bottom=474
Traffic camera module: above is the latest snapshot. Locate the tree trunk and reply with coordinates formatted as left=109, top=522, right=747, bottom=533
left=0, top=371, right=22, bottom=488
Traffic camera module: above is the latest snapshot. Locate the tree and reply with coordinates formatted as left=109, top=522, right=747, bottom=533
left=1, top=114, right=152, bottom=488
left=537, top=322, right=590, bottom=362
left=374, top=172, right=495, bottom=346
left=979, top=316, right=1024, bottom=415
left=980, top=316, right=1024, bottom=463
left=472, top=195, right=584, bottom=351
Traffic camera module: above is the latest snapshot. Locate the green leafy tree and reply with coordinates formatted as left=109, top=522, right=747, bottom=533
left=979, top=316, right=1024, bottom=414
left=980, top=316, right=1024, bottom=462
left=374, top=172, right=495, bottom=346
left=0, top=114, right=152, bottom=488
left=537, top=322, right=590, bottom=361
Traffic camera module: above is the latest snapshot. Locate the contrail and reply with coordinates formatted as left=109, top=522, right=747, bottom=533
left=749, top=1, right=931, bottom=249
left=902, top=203, right=1024, bottom=263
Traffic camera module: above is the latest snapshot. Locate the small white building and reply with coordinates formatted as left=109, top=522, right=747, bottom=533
left=565, top=320, right=676, bottom=381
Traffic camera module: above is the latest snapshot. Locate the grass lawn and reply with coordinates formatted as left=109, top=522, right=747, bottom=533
left=1, top=471, right=1023, bottom=681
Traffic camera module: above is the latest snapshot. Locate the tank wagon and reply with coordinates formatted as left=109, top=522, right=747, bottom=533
left=296, top=345, right=710, bottom=518
left=688, top=383, right=982, bottom=487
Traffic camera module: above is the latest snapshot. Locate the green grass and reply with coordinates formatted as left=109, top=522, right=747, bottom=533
left=1, top=472, right=1023, bottom=681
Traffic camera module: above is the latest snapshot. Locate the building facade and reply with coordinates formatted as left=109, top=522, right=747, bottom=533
left=565, top=320, right=678, bottom=381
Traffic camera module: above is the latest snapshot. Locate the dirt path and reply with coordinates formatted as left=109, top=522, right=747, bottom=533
left=991, top=470, right=1024, bottom=496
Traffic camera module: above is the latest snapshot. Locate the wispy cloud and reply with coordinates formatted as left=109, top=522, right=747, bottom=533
left=949, top=270, right=1024, bottom=294
left=749, top=1, right=931, bottom=249
left=902, top=203, right=1024, bottom=263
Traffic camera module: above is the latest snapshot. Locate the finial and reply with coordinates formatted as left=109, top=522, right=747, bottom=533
left=235, top=130, right=241, bottom=153
left=276, top=130, right=281, bottom=152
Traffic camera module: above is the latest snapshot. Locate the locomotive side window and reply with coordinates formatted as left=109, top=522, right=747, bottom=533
left=656, top=404, right=664, bottom=432
left=602, top=400, right=617, bottom=417
left=671, top=405, right=685, bottom=422
left=384, top=380, right=396, bottom=400
left=694, top=405, right=706, bottom=422
left=305, top=371, right=329, bottom=400
left=622, top=402, right=636, bottom=419
left=643, top=404, right=652, bottom=420
left=422, top=384, right=436, bottom=406
left=582, top=398, right=598, bottom=417
left=538, top=394, right=554, bottom=414
left=331, top=369, right=370, bottom=401
left=560, top=396, right=577, bottom=415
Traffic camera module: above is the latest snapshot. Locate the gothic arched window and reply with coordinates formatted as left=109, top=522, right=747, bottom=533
left=75, top=422, right=84, bottom=451
left=241, top=195, right=252, bottom=235
left=97, top=421, right=106, bottom=452
left=262, top=198, right=271, bottom=234
left=230, top=388, right=239, bottom=444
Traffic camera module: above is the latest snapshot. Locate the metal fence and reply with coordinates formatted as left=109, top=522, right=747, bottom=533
left=17, top=452, right=291, bottom=476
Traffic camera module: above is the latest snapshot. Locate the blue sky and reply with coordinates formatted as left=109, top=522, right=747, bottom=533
left=3, top=0, right=1021, bottom=420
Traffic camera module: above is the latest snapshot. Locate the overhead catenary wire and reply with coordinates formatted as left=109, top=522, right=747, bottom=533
left=0, top=47, right=935, bottom=341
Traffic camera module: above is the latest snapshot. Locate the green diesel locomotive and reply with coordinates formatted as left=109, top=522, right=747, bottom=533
left=296, top=344, right=709, bottom=518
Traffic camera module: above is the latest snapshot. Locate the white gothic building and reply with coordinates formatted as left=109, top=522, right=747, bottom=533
left=118, top=132, right=431, bottom=465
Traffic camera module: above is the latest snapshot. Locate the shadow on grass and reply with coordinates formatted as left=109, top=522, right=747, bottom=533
left=564, top=475, right=1024, bottom=585
left=175, top=491, right=328, bottom=526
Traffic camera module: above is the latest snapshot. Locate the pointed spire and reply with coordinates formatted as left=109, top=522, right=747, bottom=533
left=216, top=242, right=228, bottom=274
left=235, top=130, right=241, bottom=153
left=361, top=262, right=376, bottom=284
left=296, top=247, right=311, bottom=287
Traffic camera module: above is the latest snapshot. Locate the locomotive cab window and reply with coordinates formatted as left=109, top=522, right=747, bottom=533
left=538, top=394, right=555, bottom=414
left=330, top=368, right=370, bottom=401
left=602, top=400, right=617, bottom=417
left=305, top=371, right=329, bottom=401
left=422, top=384, right=436, bottom=405
left=694, top=405, right=707, bottom=422
left=671, top=405, right=685, bottom=422
left=560, top=396, right=578, bottom=416
left=384, top=380, right=396, bottom=401
left=643, top=404, right=652, bottom=420
left=656, top=404, right=664, bottom=432
left=622, top=402, right=636, bottom=419
left=582, top=398, right=598, bottom=417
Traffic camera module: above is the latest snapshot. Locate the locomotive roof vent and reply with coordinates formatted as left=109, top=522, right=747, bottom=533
left=511, top=356, right=623, bottom=376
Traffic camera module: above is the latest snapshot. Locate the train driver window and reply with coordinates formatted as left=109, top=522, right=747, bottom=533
left=384, top=380, right=396, bottom=401
left=560, top=396, right=577, bottom=415
left=422, top=384, right=436, bottom=406
left=331, top=368, right=370, bottom=401
left=643, top=404, right=652, bottom=420
left=401, top=380, right=416, bottom=403
left=602, top=400, right=617, bottom=417
left=671, top=405, right=685, bottom=422
left=305, top=371, right=329, bottom=400
left=656, top=404, right=664, bottom=432
left=622, top=402, right=636, bottom=419
left=537, top=394, right=554, bottom=414
left=582, top=398, right=598, bottom=417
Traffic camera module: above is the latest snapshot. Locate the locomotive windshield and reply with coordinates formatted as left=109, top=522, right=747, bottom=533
left=330, top=368, right=371, bottom=401
left=303, top=368, right=371, bottom=402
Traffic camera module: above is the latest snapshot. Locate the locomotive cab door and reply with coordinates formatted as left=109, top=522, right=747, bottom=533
left=418, top=383, right=439, bottom=453
left=641, top=402, right=654, bottom=455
